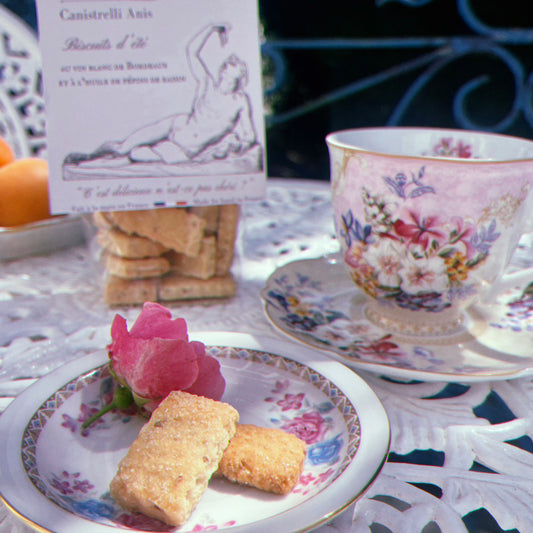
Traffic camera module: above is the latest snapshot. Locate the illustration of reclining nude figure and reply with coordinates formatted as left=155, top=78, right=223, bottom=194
left=63, top=22, right=264, bottom=180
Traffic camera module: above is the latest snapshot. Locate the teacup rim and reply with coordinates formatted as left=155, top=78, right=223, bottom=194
left=325, top=126, right=533, bottom=164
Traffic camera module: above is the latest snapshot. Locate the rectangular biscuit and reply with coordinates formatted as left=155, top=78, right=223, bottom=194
left=103, top=273, right=236, bottom=305
left=167, top=235, right=216, bottom=280
left=98, top=228, right=169, bottom=258
left=106, top=254, right=171, bottom=279
left=92, top=211, right=115, bottom=230
left=216, top=424, right=306, bottom=494
left=104, top=275, right=158, bottom=306
left=215, top=204, right=239, bottom=276
left=111, top=208, right=206, bottom=257
left=110, top=391, right=239, bottom=527
left=158, top=273, right=236, bottom=301
left=188, top=206, right=220, bottom=234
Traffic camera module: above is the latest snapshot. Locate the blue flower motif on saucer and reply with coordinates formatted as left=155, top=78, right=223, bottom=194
left=307, top=434, right=343, bottom=466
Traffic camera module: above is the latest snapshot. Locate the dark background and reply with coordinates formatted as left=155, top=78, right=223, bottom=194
left=260, top=0, right=533, bottom=179
left=2, top=0, right=533, bottom=183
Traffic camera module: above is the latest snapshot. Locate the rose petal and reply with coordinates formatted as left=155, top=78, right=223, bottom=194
left=129, top=302, right=188, bottom=340
left=108, top=314, right=138, bottom=380
left=184, top=342, right=225, bottom=400
left=126, top=338, right=199, bottom=398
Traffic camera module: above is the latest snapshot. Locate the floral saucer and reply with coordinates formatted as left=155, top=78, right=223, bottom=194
left=0, top=332, right=389, bottom=533
left=261, top=255, right=533, bottom=382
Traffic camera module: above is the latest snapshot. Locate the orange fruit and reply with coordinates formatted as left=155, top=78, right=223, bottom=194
left=0, top=158, right=52, bottom=227
left=0, top=137, right=15, bottom=167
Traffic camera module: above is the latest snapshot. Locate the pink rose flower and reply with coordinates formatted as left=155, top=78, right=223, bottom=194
left=281, top=411, right=328, bottom=445
left=107, top=302, right=225, bottom=406
left=277, top=392, right=305, bottom=411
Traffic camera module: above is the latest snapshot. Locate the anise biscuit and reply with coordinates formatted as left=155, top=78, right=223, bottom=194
left=92, top=211, right=115, bottom=230
left=106, top=254, right=171, bottom=279
left=104, top=275, right=158, bottom=306
left=188, top=205, right=220, bottom=234
left=97, top=228, right=170, bottom=259
left=158, top=272, right=236, bottom=301
left=167, top=235, right=216, bottom=280
left=110, top=391, right=239, bottom=526
left=110, top=208, right=206, bottom=257
left=215, top=204, right=240, bottom=276
left=216, top=424, right=306, bottom=494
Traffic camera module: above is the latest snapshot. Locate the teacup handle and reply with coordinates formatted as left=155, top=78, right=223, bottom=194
left=483, top=268, right=533, bottom=302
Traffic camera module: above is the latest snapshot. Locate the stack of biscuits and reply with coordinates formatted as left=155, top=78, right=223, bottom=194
left=93, top=205, right=239, bottom=306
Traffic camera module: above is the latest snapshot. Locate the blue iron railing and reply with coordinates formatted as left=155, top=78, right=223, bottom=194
left=263, top=0, right=533, bottom=130
left=261, top=0, right=533, bottom=178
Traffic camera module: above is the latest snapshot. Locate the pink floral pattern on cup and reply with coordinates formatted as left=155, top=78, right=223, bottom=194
left=339, top=166, right=504, bottom=313
left=431, top=137, right=473, bottom=158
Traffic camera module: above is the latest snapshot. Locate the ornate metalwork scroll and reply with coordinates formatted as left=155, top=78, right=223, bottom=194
left=261, top=0, right=533, bottom=178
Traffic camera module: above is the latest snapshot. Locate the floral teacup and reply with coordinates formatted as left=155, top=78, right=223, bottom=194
left=326, top=127, right=533, bottom=336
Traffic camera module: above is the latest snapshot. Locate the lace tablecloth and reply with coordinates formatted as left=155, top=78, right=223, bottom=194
left=1, top=178, right=533, bottom=533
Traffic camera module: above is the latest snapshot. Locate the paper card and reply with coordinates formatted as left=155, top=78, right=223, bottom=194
left=35, top=0, right=266, bottom=214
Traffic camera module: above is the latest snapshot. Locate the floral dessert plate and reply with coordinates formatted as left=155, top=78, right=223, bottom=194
left=0, top=332, right=389, bottom=533
left=261, top=254, right=533, bottom=383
